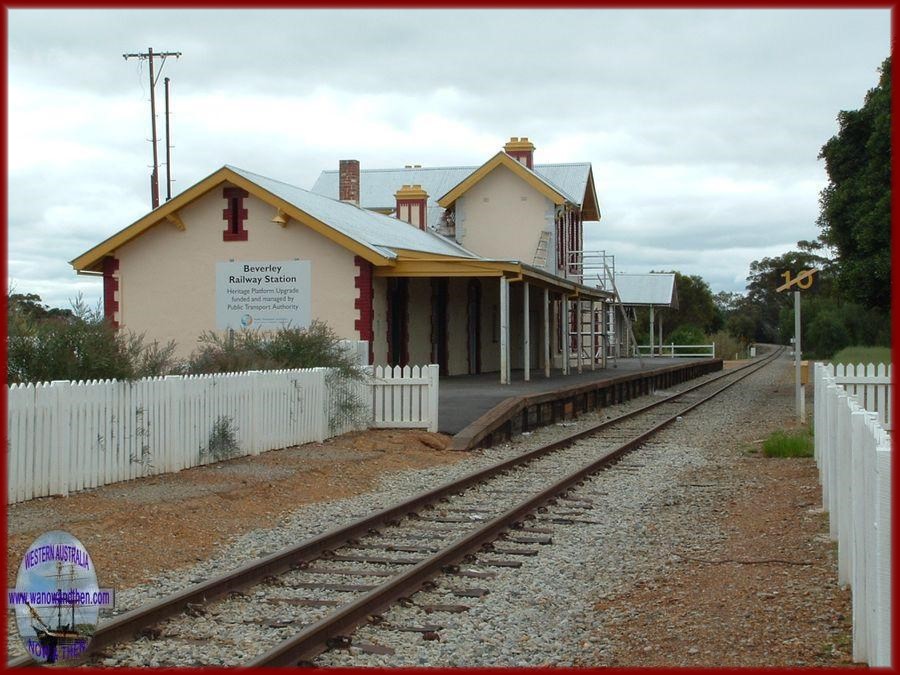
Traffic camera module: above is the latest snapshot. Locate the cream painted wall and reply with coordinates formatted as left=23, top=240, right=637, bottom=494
left=114, top=183, right=360, bottom=358
left=456, top=166, right=555, bottom=263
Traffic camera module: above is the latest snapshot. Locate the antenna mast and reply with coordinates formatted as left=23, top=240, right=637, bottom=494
left=123, top=47, right=181, bottom=209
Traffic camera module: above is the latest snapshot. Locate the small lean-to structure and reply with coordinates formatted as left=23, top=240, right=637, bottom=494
left=612, top=272, right=679, bottom=356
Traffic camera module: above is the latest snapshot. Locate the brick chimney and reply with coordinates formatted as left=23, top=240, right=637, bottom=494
left=394, top=184, right=429, bottom=230
left=339, top=159, right=360, bottom=205
left=503, top=137, right=535, bottom=169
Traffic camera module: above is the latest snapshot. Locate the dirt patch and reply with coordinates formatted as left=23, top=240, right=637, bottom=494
left=6, top=430, right=464, bottom=590
left=586, top=456, right=856, bottom=667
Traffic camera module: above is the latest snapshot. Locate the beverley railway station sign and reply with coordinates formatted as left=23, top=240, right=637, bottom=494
left=215, top=260, right=311, bottom=331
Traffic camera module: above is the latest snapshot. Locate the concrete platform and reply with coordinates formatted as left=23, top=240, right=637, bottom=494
left=438, top=357, right=701, bottom=435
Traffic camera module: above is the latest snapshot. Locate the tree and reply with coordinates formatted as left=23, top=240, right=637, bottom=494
left=740, top=250, right=832, bottom=342
left=663, top=271, right=720, bottom=335
left=7, top=292, right=177, bottom=384
left=629, top=271, right=719, bottom=344
left=816, top=56, right=891, bottom=311
left=7, top=292, right=75, bottom=324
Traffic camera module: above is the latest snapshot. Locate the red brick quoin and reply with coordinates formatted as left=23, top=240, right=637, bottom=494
left=354, top=256, right=374, bottom=365
left=102, top=256, right=119, bottom=328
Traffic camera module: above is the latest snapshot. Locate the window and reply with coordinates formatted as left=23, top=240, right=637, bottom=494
left=222, top=187, right=249, bottom=241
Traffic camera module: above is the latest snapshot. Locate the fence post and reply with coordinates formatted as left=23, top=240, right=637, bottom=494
left=164, top=375, right=183, bottom=472
left=849, top=408, right=869, bottom=662
left=872, top=440, right=892, bottom=666
left=835, top=390, right=852, bottom=583
left=50, top=381, right=70, bottom=498
left=427, top=364, right=439, bottom=433
left=247, top=371, right=261, bottom=455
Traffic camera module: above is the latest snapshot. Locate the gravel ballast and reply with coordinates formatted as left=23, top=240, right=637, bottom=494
left=7, top=353, right=854, bottom=666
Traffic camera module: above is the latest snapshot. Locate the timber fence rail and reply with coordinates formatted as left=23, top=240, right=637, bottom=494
left=633, top=343, right=715, bottom=358
left=813, top=361, right=892, bottom=667
left=7, top=364, right=438, bottom=505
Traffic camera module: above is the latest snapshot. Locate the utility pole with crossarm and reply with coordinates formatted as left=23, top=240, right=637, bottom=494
left=123, top=47, right=181, bottom=209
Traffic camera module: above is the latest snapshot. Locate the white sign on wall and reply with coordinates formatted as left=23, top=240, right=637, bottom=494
left=216, top=260, right=311, bottom=331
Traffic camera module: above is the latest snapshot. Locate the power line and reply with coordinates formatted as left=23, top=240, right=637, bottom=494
left=123, top=47, right=181, bottom=209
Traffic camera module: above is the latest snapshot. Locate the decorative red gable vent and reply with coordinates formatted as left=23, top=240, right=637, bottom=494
left=394, top=184, right=429, bottom=230
left=222, top=187, right=249, bottom=241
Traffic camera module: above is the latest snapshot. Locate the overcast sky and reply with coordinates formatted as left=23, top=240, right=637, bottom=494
left=7, top=8, right=891, bottom=311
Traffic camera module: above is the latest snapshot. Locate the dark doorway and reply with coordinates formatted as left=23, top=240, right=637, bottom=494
left=467, top=280, right=482, bottom=374
left=387, top=278, right=409, bottom=366
left=431, top=279, right=449, bottom=376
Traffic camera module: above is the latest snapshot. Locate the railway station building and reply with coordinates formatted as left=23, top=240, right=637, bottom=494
left=73, top=138, right=615, bottom=382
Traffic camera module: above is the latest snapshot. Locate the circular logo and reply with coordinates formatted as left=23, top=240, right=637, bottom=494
left=240, top=313, right=253, bottom=327
left=12, top=531, right=108, bottom=665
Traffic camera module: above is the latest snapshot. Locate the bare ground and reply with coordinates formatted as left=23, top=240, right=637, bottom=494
left=6, top=361, right=855, bottom=667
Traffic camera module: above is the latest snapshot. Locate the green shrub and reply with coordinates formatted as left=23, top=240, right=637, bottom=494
left=200, top=415, right=241, bottom=462
left=762, top=428, right=813, bottom=458
left=187, top=320, right=361, bottom=378
left=667, top=324, right=706, bottom=346
left=829, top=346, right=892, bottom=366
left=709, top=330, right=749, bottom=360
left=806, top=310, right=851, bottom=358
left=7, top=294, right=178, bottom=384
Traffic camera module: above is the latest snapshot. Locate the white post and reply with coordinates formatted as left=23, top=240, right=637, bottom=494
left=428, top=364, right=439, bottom=432
left=576, top=299, right=583, bottom=374
left=590, top=299, right=597, bottom=371
left=543, top=287, right=551, bottom=378
left=659, top=314, right=663, bottom=356
left=562, top=296, right=570, bottom=375
left=50, top=381, right=70, bottom=498
left=649, top=305, right=655, bottom=357
left=500, top=276, right=510, bottom=384
left=794, top=290, right=803, bottom=422
left=523, top=281, right=530, bottom=382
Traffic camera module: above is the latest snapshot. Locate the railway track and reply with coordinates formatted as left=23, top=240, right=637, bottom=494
left=9, top=346, right=783, bottom=667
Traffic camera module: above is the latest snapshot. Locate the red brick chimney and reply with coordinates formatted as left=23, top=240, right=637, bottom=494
left=339, top=159, right=360, bottom=205
left=503, top=137, right=535, bottom=169
left=394, top=185, right=429, bottom=230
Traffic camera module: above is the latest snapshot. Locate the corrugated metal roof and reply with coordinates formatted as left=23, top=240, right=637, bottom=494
left=310, top=162, right=592, bottom=230
left=228, top=166, right=477, bottom=259
left=614, top=273, right=678, bottom=307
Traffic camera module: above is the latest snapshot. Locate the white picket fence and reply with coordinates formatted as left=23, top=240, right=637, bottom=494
left=369, top=365, right=439, bottom=431
left=814, top=362, right=892, bottom=667
left=7, top=364, right=439, bottom=504
left=823, top=362, right=892, bottom=430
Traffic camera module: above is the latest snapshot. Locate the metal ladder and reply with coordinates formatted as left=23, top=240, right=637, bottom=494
left=605, top=263, right=642, bottom=367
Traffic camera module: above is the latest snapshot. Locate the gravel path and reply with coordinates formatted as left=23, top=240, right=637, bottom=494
left=7, top=352, right=854, bottom=666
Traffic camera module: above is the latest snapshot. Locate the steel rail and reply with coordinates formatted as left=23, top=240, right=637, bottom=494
left=7, top=346, right=781, bottom=668
left=249, top=346, right=784, bottom=665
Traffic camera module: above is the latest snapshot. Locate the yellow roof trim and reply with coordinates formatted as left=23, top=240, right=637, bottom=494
left=376, top=258, right=611, bottom=301
left=71, top=166, right=393, bottom=273
left=437, top=152, right=568, bottom=208
left=391, top=248, right=476, bottom=261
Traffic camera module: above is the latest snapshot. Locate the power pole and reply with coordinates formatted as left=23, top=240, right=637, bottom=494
left=123, top=47, right=181, bottom=209
left=164, top=76, right=173, bottom=201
